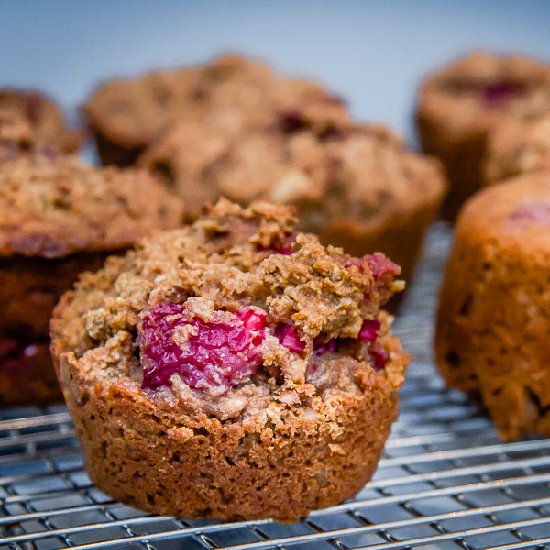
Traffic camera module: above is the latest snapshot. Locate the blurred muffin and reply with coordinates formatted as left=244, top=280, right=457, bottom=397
left=415, top=51, right=550, bottom=219
left=435, top=172, right=550, bottom=440
left=0, top=153, right=184, bottom=405
left=83, top=54, right=348, bottom=166
left=0, top=89, right=80, bottom=155
left=483, top=111, right=550, bottom=185
left=143, top=118, right=446, bottom=284
left=51, top=199, right=409, bottom=520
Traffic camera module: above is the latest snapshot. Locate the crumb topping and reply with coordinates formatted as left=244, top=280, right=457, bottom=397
left=0, top=154, right=183, bottom=257
left=52, top=199, right=408, bottom=420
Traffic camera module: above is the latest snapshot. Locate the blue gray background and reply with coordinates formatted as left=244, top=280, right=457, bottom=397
left=1, top=0, right=549, bottom=143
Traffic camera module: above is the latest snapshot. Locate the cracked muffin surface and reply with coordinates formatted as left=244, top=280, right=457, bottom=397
left=51, top=199, right=410, bottom=520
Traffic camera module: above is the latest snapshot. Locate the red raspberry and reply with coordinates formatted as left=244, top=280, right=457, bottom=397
left=482, top=81, right=524, bottom=106
left=138, top=303, right=267, bottom=391
left=274, top=323, right=306, bottom=353
left=358, top=319, right=380, bottom=341
left=368, top=342, right=390, bottom=371
left=509, top=201, right=550, bottom=225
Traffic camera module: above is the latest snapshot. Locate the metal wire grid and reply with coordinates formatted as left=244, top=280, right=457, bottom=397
left=0, top=223, right=549, bottom=550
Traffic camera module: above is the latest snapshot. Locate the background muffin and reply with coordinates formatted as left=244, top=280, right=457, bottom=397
left=0, top=88, right=80, bottom=155
left=51, top=199, right=409, bottom=520
left=144, top=117, right=446, bottom=285
left=415, top=51, right=550, bottom=219
left=435, top=172, right=550, bottom=440
left=0, top=153, right=184, bottom=405
left=84, top=54, right=349, bottom=166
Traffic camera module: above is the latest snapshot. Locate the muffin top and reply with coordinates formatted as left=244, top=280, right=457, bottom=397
left=51, top=200, right=407, bottom=421
left=417, top=51, right=550, bottom=138
left=457, top=171, right=550, bottom=255
left=0, top=153, right=184, bottom=258
left=144, top=116, right=445, bottom=223
left=483, top=111, right=550, bottom=185
left=0, top=89, right=79, bottom=154
left=84, top=53, right=348, bottom=154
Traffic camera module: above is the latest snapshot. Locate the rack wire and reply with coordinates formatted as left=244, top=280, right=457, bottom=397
left=1, top=223, right=549, bottom=550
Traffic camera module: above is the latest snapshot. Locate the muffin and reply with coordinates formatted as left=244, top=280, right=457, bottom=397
left=483, top=111, right=550, bottom=185
left=143, top=118, right=446, bottom=284
left=84, top=53, right=348, bottom=166
left=435, top=172, right=550, bottom=440
left=0, top=154, right=183, bottom=405
left=50, top=199, right=410, bottom=520
left=415, top=51, right=550, bottom=219
left=0, top=88, right=80, bottom=154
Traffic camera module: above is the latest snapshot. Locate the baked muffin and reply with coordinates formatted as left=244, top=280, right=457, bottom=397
left=483, top=111, right=550, bottom=185
left=435, top=172, right=550, bottom=440
left=0, top=153, right=183, bottom=405
left=143, top=118, right=445, bottom=284
left=415, top=51, right=550, bottom=219
left=50, top=199, right=410, bottom=520
left=0, top=88, right=79, bottom=155
left=84, top=53, right=348, bottom=166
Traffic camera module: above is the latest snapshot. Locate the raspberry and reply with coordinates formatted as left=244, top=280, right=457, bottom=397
left=482, top=81, right=524, bottom=106
left=138, top=303, right=267, bottom=391
left=279, top=110, right=304, bottom=133
left=0, top=337, right=47, bottom=373
left=312, top=338, right=337, bottom=354
left=343, top=252, right=399, bottom=282
left=274, top=323, right=306, bottom=353
left=257, top=232, right=296, bottom=255
left=313, top=318, right=387, bottom=370
left=358, top=319, right=381, bottom=341
left=364, top=253, right=400, bottom=281
left=509, top=201, right=550, bottom=225
left=368, top=342, right=390, bottom=370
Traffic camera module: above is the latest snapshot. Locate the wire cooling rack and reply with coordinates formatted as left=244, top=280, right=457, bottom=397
left=1, top=222, right=549, bottom=550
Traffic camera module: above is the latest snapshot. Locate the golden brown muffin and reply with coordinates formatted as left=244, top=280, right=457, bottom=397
left=0, top=153, right=184, bottom=405
left=416, top=51, right=550, bottom=219
left=483, top=111, right=550, bottom=185
left=435, top=172, right=550, bottom=440
left=51, top=199, right=410, bottom=521
left=0, top=88, right=80, bottom=154
left=143, top=119, right=445, bottom=285
left=83, top=53, right=348, bottom=166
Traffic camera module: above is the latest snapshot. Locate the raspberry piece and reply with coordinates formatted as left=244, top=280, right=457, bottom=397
left=343, top=252, right=400, bottom=281
left=368, top=342, right=390, bottom=370
left=313, top=318, right=381, bottom=355
left=0, top=337, right=47, bottom=374
left=138, top=303, right=267, bottom=391
left=313, top=338, right=337, bottom=354
left=236, top=307, right=268, bottom=331
left=358, top=319, right=380, bottom=341
left=364, top=253, right=400, bottom=281
left=312, top=318, right=388, bottom=369
left=482, top=81, right=524, bottom=106
left=279, top=109, right=304, bottom=133
left=509, top=201, right=550, bottom=225
left=257, top=232, right=296, bottom=255
left=274, top=323, right=306, bottom=353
